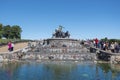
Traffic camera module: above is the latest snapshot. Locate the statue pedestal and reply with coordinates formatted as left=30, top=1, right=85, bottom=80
left=44, top=38, right=80, bottom=48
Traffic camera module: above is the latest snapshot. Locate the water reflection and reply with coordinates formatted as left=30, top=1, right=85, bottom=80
left=0, top=61, right=120, bottom=80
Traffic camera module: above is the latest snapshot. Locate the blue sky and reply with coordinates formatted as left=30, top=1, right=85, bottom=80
left=0, top=0, right=120, bottom=40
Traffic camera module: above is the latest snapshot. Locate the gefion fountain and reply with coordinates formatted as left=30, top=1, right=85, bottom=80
left=23, top=26, right=96, bottom=61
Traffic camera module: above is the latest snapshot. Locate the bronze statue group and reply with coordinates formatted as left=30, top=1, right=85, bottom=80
left=52, top=26, right=70, bottom=38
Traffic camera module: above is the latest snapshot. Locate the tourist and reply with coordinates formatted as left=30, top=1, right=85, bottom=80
left=110, top=42, right=115, bottom=53
left=114, top=42, right=119, bottom=53
left=99, top=40, right=104, bottom=50
left=11, top=42, right=14, bottom=51
left=103, top=42, right=109, bottom=51
left=8, top=41, right=12, bottom=52
left=119, top=43, right=120, bottom=53
left=105, top=42, right=109, bottom=50
left=94, top=38, right=99, bottom=48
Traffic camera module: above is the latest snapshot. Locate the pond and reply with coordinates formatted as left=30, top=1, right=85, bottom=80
left=0, top=61, right=120, bottom=80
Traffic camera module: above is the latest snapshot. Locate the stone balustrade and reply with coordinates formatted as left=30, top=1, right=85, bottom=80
left=90, top=46, right=120, bottom=64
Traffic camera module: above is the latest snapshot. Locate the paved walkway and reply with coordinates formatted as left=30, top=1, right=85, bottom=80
left=0, top=42, right=28, bottom=52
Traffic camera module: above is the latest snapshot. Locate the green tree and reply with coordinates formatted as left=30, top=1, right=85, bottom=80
left=2, top=25, right=11, bottom=39
left=101, top=37, right=108, bottom=42
left=11, top=25, right=22, bottom=39
left=0, top=23, right=3, bottom=39
left=0, top=23, right=22, bottom=39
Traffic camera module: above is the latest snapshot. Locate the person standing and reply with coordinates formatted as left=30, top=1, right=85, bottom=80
left=11, top=42, right=14, bottom=51
left=8, top=41, right=12, bottom=52
left=95, top=38, right=99, bottom=48
left=110, top=42, right=115, bottom=53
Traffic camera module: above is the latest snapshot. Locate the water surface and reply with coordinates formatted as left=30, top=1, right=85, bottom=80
left=0, top=61, right=120, bottom=80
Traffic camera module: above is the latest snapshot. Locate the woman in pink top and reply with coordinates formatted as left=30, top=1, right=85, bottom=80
left=8, top=41, right=12, bottom=52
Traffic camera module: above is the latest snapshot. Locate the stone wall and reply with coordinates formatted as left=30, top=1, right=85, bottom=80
left=90, top=46, right=120, bottom=64
left=0, top=40, right=96, bottom=62
left=22, top=52, right=97, bottom=61
left=110, top=55, right=120, bottom=64
left=0, top=51, right=97, bottom=62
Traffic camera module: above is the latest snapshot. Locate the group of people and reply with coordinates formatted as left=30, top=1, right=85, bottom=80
left=8, top=41, right=14, bottom=52
left=93, top=38, right=120, bottom=53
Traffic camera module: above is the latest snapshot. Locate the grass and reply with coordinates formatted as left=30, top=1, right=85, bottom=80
left=0, top=39, right=32, bottom=46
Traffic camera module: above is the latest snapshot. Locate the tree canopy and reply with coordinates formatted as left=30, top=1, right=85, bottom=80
left=0, top=23, right=22, bottom=39
left=0, top=24, right=3, bottom=39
